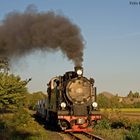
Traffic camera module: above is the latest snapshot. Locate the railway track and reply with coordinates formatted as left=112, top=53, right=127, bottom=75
left=82, top=132, right=104, bottom=140
left=63, top=132, right=105, bottom=140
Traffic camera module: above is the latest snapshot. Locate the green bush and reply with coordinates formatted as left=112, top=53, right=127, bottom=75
left=7, top=108, right=31, bottom=127
left=124, top=124, right=140, bottom=140
left=0, top=108, right=48, bottom=140
left=110, top=117, right=130, bottom=129
left=94, top=119, right=111, bottom=129
left=111, top=121, right=125, bottom=129
left=0, top=121, right=5, bottom=130
left=10, top=130, right=40, bottom=140
left=0, top=73, right=29, bottom=112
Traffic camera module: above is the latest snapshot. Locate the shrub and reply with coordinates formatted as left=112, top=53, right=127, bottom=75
left=124, top=124, right=140, bottom=140
left=12, top=108, right=31, bottom=126
left=0, top=121, right=5, bottom=130
left=94, top=118, right=111, bottom=129
left=0, top=108, right=48, bottom=140
left=111, top=121, right=125, bottom=129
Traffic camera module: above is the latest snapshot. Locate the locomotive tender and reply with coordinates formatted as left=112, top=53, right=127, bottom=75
left=36, top=66, right=101, bottom=131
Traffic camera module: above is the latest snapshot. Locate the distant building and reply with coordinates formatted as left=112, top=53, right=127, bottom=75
left=119, top=98, right=123, bottom=102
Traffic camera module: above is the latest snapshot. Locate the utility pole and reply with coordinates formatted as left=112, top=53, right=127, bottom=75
left=0, top=57, right=9, bottom=73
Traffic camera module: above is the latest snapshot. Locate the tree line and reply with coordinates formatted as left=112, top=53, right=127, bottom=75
left=0, top=72, right=140, bottom=113
left=127, top=90, right=139, bottom=98
left=97, top=91, right=140, bottom=108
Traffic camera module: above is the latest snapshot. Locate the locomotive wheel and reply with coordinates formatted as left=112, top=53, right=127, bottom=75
left=59, top=120, right=70, bottom=130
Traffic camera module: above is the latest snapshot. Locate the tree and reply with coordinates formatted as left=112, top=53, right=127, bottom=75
left=97, top=94, right=111, bottom=108
left=0, top=73, right=29, bottom=112
left=127, top=90, right=133, bottom=98
left=127, top=91, right=139, bottom=98
left=133, top=102, right=140, bottom=108
left=24, top=91, right=47, bottom=110
left=133, top=92, right=139, bottom=98
left=110, top=96, right=119, bottom=108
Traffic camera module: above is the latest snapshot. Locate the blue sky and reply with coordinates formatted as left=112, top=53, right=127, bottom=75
left=0, top=0, right=140, bottom=96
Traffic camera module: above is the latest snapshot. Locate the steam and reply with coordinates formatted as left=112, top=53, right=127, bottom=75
left=0, top=5, right=84, bottom=66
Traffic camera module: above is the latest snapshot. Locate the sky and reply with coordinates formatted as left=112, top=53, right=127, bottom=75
left=0, top=0, right=140, bottom=96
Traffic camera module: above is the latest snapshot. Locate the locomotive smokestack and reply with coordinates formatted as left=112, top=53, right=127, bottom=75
left=74, top=66, right=83, bottom=76
left=0, top=5, right=84, bottom=66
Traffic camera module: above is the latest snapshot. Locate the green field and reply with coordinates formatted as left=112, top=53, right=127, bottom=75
left=100, top=108, right=140, bottom=112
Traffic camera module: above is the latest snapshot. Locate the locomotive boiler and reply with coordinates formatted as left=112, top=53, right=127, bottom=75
left=36, top=66, right=101, bottom=131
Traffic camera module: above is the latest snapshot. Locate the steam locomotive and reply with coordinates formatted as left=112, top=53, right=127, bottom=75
left=36, top=66, right=101, bottom=131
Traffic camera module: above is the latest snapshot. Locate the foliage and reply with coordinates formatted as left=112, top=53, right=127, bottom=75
left=94, top=129, right=126, bottom=140
left=0, top=73, right=29, bottom=112
left=97, top=94, right=122, bottom=108
left=24, top=91, right=47, bottom=110
left=98, top=91, right=140, bottom=108
left=133, top=102, right=140, bottom=108
left=7, top=108, right=31, bottom=127
left=124, top=124, right=140, bottom=140
left=97, top=94, right=111, bottom=108
left=0, top=108, right=48, bottom=140
left=94, top=118, right=111, bottom=129
left=127, top=91, right=139, bottom=98
left=94, top=111, right=140, bottom=140
left=110, top=116, right=130, bottom=129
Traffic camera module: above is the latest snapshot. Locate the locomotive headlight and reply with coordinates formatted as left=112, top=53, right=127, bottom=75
left=92, top=102, right=98, bottom=108
left=77, top=69, right=83, bottom=76
left=61, top=102, right=66, bottom=108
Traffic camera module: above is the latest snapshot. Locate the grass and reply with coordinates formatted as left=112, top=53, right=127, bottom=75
left=0, top=108, right=63, bottom=140
left=93, top=116, right=140, bottom=140
left=94, top=125, right=140, bottom=140
left=100, top=108, right=140, bottom=122
left=93, top=108, right=140, bottom=140
left=100, top=108, right=140, bottom=112
left=119, top=108, right=140, bottom=112
left=94, top=129, right=127, bottom=140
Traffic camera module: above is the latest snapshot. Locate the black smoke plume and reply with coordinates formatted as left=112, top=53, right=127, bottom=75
left=0, top=5, right=84, bottom=66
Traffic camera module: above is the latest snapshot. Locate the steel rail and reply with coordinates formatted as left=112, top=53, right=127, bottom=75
left=66, top=132, right=81, bottom=140
left=81, top=132, right=105, bottom=140
left=65, top=132, right=105, bottom=140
